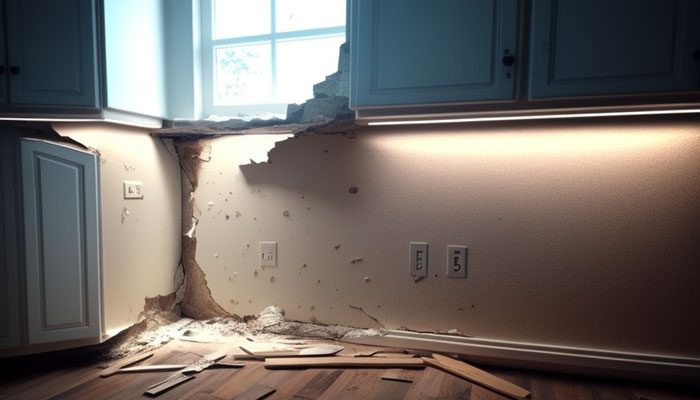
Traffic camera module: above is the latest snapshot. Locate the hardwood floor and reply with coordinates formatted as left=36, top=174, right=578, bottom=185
left=0, top=339, right=697, bottom=400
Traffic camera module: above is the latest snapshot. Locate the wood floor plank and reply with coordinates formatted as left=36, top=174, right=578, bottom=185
left=404, top=365, right=446, bottom=400
left=1, top=339, right=696, bottom=400
left=291, top=370, right=343, bottom=399
left=370, top=378, right=413, bottom=400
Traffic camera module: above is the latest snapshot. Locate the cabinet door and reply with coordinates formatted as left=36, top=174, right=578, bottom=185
left=529, top=0, right=700, bottom=99
left=0, top=132, right=20, bottom=350
left=350, top=0, right=519, bottom=108
left=21, top=139, right=101, bottom=345
left=5, top=0, right=99, bottom=107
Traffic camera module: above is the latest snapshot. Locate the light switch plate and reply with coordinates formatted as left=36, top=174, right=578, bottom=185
left=123, top=181, right=143, bottom=199
left=447, top=245, right=467, bottom=278
left=409, top=242, right=428, bottom=279
left=260, top=241, right=277, bottom=267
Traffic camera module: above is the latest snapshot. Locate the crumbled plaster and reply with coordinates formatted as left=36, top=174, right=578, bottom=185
left=173, top=138, right=231, bottom=320
left=100, top=305, right=381, bottom=358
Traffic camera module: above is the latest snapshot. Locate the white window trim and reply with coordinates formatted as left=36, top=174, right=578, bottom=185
left=200, top=0, right=345, bottom=119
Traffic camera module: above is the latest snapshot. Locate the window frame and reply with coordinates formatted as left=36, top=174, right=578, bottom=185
left=200, top=0, right=346, bottom=118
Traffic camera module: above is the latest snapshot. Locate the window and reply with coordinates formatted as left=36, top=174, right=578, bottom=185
left=201, top=0, right=347, bottom=119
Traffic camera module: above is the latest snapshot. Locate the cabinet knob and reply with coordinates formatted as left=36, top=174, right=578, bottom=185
left=693, top=50, right=700, bottom=61
left=9, top=65, right=20, bottom=74
left=502, top=54, right=515, bottom=67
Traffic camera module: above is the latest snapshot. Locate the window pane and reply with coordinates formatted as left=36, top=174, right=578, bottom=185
left=214, top=0, right=271, bottom=39
left=276, top=35, right=345, bottom=104
left=215, top=43, right=272, bottom=105
left=275, top=0, right=346, bottom=33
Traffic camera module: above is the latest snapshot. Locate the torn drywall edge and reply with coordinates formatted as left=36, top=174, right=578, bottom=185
left=174, top=138, right=232, bottom=320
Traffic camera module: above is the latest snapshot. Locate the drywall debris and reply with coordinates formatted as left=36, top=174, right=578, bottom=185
left=198, top=145, right=212, bottom=162
left=214, top=252, right=218, bottom=258
left=121, top=207, right=130, bottom=224
left=350, top=257, right=364, bottom=264
left=334, top=244, right=341, bottom=250
left=207, top=201, right=214, bottom=210
left=185, top=216, right=198, bottom=238
left=282, top=209, right=290, bottom=217
left=348, top=304, right=386, bottom=329
left=364, top=276, right=370, bottom=282
left=348, top=186, right=359, bottom=194
left=258, top=306, right=286, bottom=327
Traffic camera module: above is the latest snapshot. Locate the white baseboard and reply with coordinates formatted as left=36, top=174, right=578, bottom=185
left=344, top=330, right=700, bottom=384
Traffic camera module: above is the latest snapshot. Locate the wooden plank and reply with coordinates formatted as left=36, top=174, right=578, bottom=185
left=144, top=373, right=195, bottom=397
left=265, top=357, right=425, bottom=369
left=422, top=354, right=531, bottom=400
left=99, top=352, right=154, bottom=377
left=233, top=384, right=276, bottom=400
left=115, top=364, right=187, bottom=373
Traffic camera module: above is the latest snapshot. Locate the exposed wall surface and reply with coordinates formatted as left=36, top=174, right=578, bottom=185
left=191, top=118, right=700, bottom=358
left=52, top=123, right=182, bottom=333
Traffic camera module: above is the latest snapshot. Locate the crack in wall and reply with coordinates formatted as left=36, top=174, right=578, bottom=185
left=173, top=138, right=232, bottom=320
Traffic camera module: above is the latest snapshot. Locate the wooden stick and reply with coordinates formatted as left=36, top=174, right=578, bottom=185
left=116, top=364, right=187, bottom=373
left=422, top=354, right=531, bottom=400
left=99, top=352, right=154, bottom=378
left=265, top=356, right=425, bottom=369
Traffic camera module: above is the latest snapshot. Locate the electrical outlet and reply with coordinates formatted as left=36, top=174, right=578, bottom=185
left=123, top=181, right=143, bottom=199
left=409, top=242, right=428, bottom=278
left=447, top=245, right=468, bottom=278
left=260, top=241, right=277, bottom=267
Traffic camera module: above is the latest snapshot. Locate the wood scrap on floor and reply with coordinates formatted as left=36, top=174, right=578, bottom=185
left=264, top=356, right=426, bottom=369
left=99, top=352, right=154, bottom=377
left=238, top=344, right=344, bottom=359
left=422, top=353, right=531, bottom=400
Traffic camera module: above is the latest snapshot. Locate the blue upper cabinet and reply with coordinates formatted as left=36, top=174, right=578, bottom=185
left=4, top=0, right=99, bottom=108
left=350, top=0, right=520, bottom=108
left=529, top=0, right=700, bottom=99
left=0, top=0, right=167, bottom=124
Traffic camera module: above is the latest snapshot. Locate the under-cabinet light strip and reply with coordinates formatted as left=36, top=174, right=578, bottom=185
left=366, top=108, right=700, bottom=126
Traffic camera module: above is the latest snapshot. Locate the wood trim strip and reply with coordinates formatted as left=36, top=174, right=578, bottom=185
left=423, top=353, right=531, bottom=400
left=264, top=356, right=425, bottom=369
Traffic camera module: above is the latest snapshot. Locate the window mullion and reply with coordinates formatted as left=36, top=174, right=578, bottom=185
left=270, top=0, right=277, bottom=101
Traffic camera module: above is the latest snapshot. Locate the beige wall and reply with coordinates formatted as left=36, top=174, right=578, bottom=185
left=53, top=123, right=182, bottom=334
left=193, top=118, right=700, bottom=358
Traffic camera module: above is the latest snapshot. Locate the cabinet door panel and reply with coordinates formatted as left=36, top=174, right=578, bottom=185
left=21, top=139, right=101, bottom=345
left=530, top=0, right=700, bottom=98
left=351, top=0, right=519, bottom=107
left=6, top=0, right=99, bottom=107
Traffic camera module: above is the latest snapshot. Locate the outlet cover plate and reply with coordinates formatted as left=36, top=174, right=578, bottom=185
left=447, top=245, right=467, bottom=278
left=409, top=242, right=428, bottom=278
left=260, top=241, right=277, bottom=267
left=123, top=181, right=143, bottom=199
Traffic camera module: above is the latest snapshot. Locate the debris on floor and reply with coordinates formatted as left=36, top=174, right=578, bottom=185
left=101, top=306, right=380, bottom=359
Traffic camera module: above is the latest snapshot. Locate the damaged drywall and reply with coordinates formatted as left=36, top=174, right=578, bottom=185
left=173, top=139, right=231, bottom=319
left=177, top=118, right=700, bottom=359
